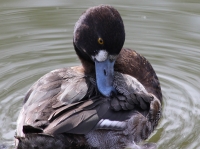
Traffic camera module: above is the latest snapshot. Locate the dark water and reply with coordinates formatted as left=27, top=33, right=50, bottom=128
left=0, top=1, right=200, bottom=149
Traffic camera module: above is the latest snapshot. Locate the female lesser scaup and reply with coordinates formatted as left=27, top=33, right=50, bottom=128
left=16, top=5, right=162, bottom=149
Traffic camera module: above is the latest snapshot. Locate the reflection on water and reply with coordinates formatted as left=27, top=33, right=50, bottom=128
left=0, top=1, right=200, bottom=149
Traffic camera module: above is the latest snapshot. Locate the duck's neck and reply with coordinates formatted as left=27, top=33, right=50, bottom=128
left=115, top=48, right=162, bottom=101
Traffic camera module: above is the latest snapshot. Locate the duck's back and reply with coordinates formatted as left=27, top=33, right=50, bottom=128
left=17, top=66, right=97, bottom=137
left=16, top=49, right=161, bottom=149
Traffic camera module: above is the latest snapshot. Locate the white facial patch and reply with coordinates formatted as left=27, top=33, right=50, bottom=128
left=93, top=50, right=108, bottom=62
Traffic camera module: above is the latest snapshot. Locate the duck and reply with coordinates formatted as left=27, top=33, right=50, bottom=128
left=15, top=5, right=162, bottom=149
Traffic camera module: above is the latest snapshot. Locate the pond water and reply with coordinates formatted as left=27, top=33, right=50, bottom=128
left=0, top=1, right=200, bottom=149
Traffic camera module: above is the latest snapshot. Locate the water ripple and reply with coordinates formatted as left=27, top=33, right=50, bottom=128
left=0, top=3, right=200, bottom=149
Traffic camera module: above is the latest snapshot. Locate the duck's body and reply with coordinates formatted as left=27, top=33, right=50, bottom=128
left=16, top=5, right=162, bottom=149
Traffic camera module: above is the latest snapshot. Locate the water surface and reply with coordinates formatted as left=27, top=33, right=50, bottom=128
left=0, top=1, right=200, bottom=149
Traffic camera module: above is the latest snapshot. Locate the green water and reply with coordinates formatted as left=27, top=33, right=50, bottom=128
left=1, top=1, right=200, bottom=148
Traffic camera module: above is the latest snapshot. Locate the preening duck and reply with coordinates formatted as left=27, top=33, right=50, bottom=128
left=16, top=5, right=162, bottom=149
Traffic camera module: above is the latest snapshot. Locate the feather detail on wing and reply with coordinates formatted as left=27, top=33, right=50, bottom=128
left=43, top=73, right=157, bottom=135
left=17, top=67, right=94, bottom=136
left=17, top=66, right=161, bottom=140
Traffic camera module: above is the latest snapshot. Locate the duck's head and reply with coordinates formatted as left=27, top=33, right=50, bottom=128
left=73, top=5, right=125, bottom=97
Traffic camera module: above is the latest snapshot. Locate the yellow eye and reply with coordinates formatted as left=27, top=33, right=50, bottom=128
left=98, top=38, right=104, bottom=45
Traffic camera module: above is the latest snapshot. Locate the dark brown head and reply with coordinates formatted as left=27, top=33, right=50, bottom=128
left=73, top=5, right=125, bottom=62
left=73, top=5, right=125, bottom=97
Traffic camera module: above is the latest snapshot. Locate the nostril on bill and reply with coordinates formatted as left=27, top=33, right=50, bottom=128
left=104, top=69, right=107, bottom=76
